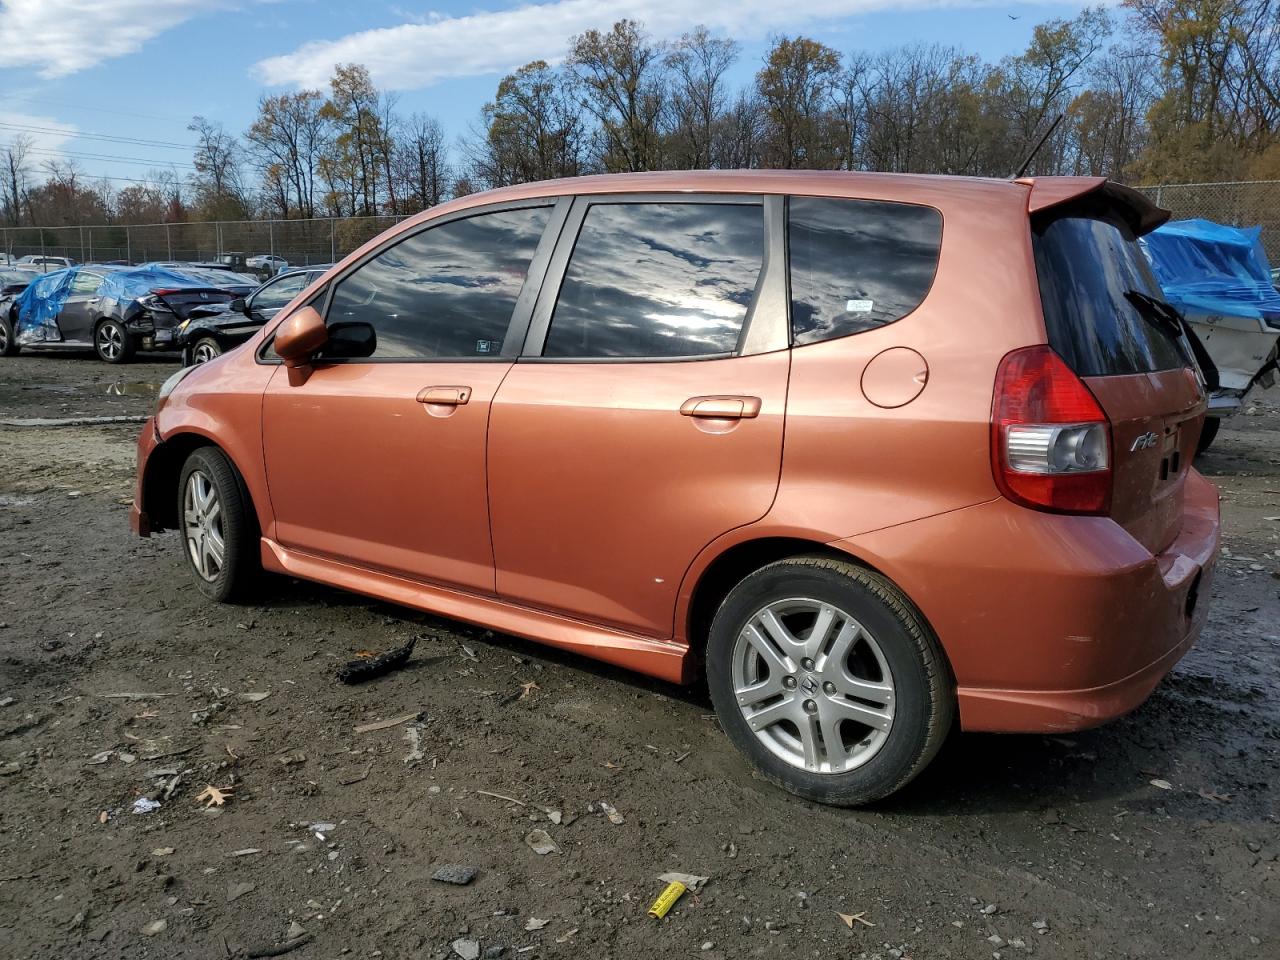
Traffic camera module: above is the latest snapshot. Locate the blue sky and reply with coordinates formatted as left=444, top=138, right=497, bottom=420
left=0, top=0, right=1102, bottom=190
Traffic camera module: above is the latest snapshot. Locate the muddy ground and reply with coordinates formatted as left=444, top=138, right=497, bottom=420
left=0, top=351, right=1277, bottom=960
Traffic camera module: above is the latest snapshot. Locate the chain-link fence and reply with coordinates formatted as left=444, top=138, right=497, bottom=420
left=3, top=180, right=1280, bottom=270
left=1134, top=180, right=1280, bottom=261
left=0, top=215, right=411, bottom=271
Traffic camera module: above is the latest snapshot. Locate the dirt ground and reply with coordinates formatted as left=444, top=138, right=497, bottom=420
left=1, top=351, right=1277, bottom=960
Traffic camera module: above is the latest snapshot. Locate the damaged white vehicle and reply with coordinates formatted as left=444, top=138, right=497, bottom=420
left=1143, top=219, right=1280, bottom=453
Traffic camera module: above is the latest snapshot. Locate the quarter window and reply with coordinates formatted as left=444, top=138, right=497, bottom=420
left=71, top=271, right=102, bottom=295
left=326, top=206, right=551, bottom=360
left=788, top=197, right=942, bottom=345
left=544, top=202, right=764, bottom=359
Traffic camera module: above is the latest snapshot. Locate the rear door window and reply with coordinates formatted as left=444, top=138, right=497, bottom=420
left=543, top=201, right=764, bottom=358
left=788, top=197, right=942, bottom=345
left=1032, top=209, right=1186, bottom=376
left=327, top=206, right=551, bottom=360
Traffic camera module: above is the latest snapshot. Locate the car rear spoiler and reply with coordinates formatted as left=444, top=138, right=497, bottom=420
left=1016, top=176, right=1170, bottom=236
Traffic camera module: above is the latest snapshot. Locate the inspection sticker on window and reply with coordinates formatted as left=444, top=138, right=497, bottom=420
left=845, top=299, right=874, bottom=313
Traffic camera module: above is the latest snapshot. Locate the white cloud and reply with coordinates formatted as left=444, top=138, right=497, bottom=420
left=0, top=0, right=220, bottom=78
left=255, top=0, right=1060, bottom=91
left=0, top=111, right=77, bottom=161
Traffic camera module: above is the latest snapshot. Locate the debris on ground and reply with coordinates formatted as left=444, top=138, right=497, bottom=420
left=648, top=880, right=687, bottom=919
left=402, top=726, right=425, bottom=764
left=1150, top=778, right=1173, bottom=790
left=226, top=881, right=256, bottom=902
left=245, top=933, right=311, bottom=958
left=598, top=800, right=624, bottom=825
left=525, top=829, right=559, bottom=855
left=140, top=919, right=167, bottom=936
left=431, top=864, right=479, bottom=885
left=452, top=938, right=481, bottom=959
left=657, top=871, right=709, bottom=893
left=524, top=918, right=550, bottom=931
left=131, top=797, right=160, bottom=814
left=336, top=636, right=417, bottom=684
left=353, top=712, right=420, bottom=733
left=239, top=691, right=271, bottom=702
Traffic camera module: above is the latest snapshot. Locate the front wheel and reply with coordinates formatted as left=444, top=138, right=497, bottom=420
left=706, top=557, right=954, bottom=806
left=0, top=311, right=18, bottom=356
left=95, top=319, right=134, bottom=363
left=178, top=447, right=260, bottom=602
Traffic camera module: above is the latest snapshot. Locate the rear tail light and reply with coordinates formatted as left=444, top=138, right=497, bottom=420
left=991, top=345, right=1112, bottom=515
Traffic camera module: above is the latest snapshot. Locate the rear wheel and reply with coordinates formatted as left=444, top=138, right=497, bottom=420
left=191, top=337, right=223, bottom=364
left=178, top=447, right=260, bottom=602
left=1195, top=417, right=1221, bottom=455
left=0, top=312, right=18, bottom=356
left=95, top=318, right=133, bottom=364
left=707, top=557, right=953, bottom=806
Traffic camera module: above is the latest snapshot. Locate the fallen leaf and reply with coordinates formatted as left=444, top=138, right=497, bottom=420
left=151, top=847, right=175, bottom=856
left=1197, top=787, right=1232, bottom=802
left=98, top=810, right=108, bottom=824
left=353, top=712, right=419, bottom=733
left=195, top=784, right=233, bottom=807
left=838, top=911, right=876, bottom=928
left=238, top=691, right=270, bottom=703
left=524, top=918, right=550, bottom=931
left=518, top=680, right=539, bottom=700
left=1150, top=778, right=1173, bottom=790
left=556, top=928, right=579, bottom=943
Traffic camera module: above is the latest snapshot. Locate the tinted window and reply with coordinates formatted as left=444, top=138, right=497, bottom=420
left=1033, top=209, right=1185, bottom=376
left=253, top=273, right=308, bottom=311
left=788, top=197, right=941, bottom=345
left=544, top=202, right=764, bottom=358
left=327, top=206, right=550, bottom=359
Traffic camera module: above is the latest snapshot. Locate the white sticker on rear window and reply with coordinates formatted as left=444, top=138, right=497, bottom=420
left=845, top=299, right=874, bottom=313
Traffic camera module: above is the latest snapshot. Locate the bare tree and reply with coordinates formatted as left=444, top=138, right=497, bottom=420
left=666, top=27, right=740, bottom=168
left=568, top=20, right=669, bottom=172
left=471, top=60, right=588, bottom=187
left=1, top=135, right=33, bottom=225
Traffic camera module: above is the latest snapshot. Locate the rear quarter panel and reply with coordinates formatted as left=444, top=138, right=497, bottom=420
left=766, top=180, right=1043, bottom=541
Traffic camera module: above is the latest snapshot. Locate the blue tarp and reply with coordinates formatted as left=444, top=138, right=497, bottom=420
left=1142, top=218, right=1280, bottom=320
left=97, top=266, right=223, bottom=304
left=14, top=267, right=75, bottom=344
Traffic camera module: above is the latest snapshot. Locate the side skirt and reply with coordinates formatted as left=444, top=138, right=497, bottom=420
left=260, top=538, right=691, bottom=684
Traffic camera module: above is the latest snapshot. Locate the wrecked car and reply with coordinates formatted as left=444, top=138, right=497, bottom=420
left=178, top=266, right=330, bottom=365
left=0, top=265, right=243, bottom=363
left=1143, top=218, right=1280, bottom=452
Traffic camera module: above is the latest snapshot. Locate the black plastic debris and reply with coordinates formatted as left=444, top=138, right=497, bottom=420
left=336, top=636, right=417, bottom=684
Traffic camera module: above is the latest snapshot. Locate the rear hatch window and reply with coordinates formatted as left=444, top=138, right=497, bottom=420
left=1032, top=199, right=1203, bottom=555
left=1033, top=206, right=1186, bottom=376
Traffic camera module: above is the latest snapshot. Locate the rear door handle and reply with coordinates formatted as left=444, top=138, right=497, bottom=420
left=416, top=386, right=471, bottom=406
left=680, top=396, right=762, bottom=419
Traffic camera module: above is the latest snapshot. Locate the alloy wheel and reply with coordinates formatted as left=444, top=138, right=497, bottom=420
left=193, top=340, right=221, bottom=364
left=0, top=322, right=8, bottom=352
left=97, top=323, right=123, bottom=361
left=731, top=597, right=895, bottom=774
left=183, top=470, right=225, bottom=582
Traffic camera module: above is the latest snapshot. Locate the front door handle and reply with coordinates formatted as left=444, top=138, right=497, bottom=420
left=416, top=386, right=471, bottom=406
left=680, top=395, right=762, bottom=419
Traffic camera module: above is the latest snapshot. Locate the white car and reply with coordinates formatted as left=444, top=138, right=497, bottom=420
left=246, top=254, right=289, bottom=272
left=17, top=255, right=74, bottom=272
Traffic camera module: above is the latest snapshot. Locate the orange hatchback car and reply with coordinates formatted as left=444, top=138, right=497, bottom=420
left=132, top=171, right=1220, bottom=805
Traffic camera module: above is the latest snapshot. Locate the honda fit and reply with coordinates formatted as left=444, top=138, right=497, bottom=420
left=131, top=171, right=1220, bottom=805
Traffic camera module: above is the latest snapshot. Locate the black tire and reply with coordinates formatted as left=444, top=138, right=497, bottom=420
left=177, top=447, right=260, bottom=603
left=1195, top=417, right=1220, bottom=456
left=94, top=318, right=134, bottom=364
left=706, top=556, right=954, bottom=806
left=191, top=337, right=223, bottom=364
left=0, top=311, right=18, bottom=356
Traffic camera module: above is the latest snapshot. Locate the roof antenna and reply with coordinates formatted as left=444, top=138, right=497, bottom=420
left=1012, top=113, right=1065, bottom=179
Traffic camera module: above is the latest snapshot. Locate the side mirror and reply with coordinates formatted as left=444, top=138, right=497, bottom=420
left=229, top=297, right=247, bottom=314
left=274, top=306, right=328, bottom=386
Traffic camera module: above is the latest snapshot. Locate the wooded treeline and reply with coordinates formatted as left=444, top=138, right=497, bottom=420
left=4, top=0, right=1280, bottom=228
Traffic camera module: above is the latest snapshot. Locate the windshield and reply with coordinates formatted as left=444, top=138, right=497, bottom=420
left=1032, top=205, right=1186, bottom=377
